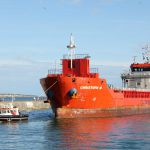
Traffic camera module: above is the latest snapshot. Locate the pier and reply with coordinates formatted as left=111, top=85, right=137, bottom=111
left=0, top=101, right=50, bottom=111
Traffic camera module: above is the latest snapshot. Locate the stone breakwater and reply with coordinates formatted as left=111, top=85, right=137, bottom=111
left=0, top=101, right=50, bottom=111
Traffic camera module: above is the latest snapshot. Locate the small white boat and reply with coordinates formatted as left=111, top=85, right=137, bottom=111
left=0, top=104, right=28, bottom=122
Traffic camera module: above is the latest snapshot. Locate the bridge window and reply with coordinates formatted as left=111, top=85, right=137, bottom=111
left=137, top=82, right=140, bottom=86
left=132, top=67, right=150, bottom=72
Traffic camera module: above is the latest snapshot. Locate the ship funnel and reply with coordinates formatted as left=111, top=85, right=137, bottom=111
left=67, top=33, right=76, bottom=49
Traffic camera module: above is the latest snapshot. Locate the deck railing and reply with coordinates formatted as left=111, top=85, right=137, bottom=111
left=48, top=68, right=99, bottom=74
left=63, top=54, right=90, bottom=59
left=48, top=69, right=62, bottom=74
left=90, top=68, right=99, bottom=73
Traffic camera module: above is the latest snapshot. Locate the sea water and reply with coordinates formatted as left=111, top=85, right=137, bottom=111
left=0, top=110, right=150, bottom=150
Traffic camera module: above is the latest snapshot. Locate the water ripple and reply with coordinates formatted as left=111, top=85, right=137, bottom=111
left=0, top=110, right=150, bottom=150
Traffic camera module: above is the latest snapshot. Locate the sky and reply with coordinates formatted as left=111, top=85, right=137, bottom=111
left=0, top=0, right=150, bottom=95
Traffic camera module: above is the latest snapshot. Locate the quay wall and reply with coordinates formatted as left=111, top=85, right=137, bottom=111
left=0, top=101, right=50, bottom=111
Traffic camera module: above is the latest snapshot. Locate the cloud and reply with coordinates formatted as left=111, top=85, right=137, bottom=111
left=0, top=57, right=129, bottom=95
left=91, top=60, right=130, bottom=67
left=0, top=59, right=50, bottom=95
left=0, top=60, right=31, bottom=67
left=0, top=59, right=50, bottom=67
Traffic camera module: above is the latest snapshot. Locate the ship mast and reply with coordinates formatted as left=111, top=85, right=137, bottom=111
left=142, top=44, right=150, bottom=63
left=133, top=56, right=137, bottom=64
left=67, top=34, right=76, bottom=69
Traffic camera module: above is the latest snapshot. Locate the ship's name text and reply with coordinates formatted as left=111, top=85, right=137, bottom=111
left=80, top=86, right=102, bottom=90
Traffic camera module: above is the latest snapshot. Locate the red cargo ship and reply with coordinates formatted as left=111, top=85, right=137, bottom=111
left=40, top=35, right=150, bottom=118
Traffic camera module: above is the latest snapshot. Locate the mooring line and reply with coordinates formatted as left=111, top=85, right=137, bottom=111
left=44, top=80, right=58, bottom=93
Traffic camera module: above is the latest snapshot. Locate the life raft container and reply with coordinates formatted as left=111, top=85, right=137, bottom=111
left=68, top=88, right=78, bottom=98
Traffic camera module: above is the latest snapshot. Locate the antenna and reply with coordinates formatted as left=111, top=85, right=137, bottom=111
left=67, top=34, right=76, bottom=69
left=142, top=44, right=150, bottom=63
left=133, top=56, right=137, bottom=63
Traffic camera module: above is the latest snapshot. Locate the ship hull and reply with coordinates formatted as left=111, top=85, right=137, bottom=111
left=0, top=114, right=28, bottom=122
left=40, top=75, right=150, bottom=118
left=56, top=106, right=150, bottom=118
left=40, top=38, right=150, bottom=119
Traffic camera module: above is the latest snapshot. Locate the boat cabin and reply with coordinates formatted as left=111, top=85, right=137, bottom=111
left=131, top=63, right=150, bottom=72
left=121, top=46, right=150, bottom=89
left=0, top=104, right=19, bottom=116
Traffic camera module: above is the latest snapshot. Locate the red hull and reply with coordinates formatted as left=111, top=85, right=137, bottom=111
left=40, top=75, right=150, bottom=118
left=40, top=37, right=150, bottom=118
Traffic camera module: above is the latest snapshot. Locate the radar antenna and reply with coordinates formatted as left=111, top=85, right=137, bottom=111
left=142, top=44, right=150, bottom=63
left=67, top=34, right=76, bottom=69
left=67, top=33, right=76, bottom=49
